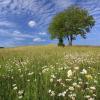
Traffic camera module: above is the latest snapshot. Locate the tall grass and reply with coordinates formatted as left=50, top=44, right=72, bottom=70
left=0, top=46, right=100, bottom=100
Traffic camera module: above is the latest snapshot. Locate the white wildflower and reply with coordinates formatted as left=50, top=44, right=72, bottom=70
left=66, top=79, right=72, bottom=81
left=72, top=83, right=77, bottom=87
left=84, top=95, right=90, bottom=99
left=12, top=84, right=16, bottom=87
left=79, top=82, right=83, bottom=85
left=28, top=72, right=34, bottom=76
left=27, top=79, right=30, bottom=82
left=67, top=70, right=73, bottom=77
left=90, top=86, right=96, bottom=90
left=74, top=67, right=79, bottom=70
left=18, top=90, right=24, bottom=95
left=57, top=79, right=62, bottom=82
left=94, top=80, right=98, bottom=84
left=50, top=78, right=53, bottom=82
left=88, top=98, right=94, bottom=100
left=69, top=86, right=74, bottom=91
left=58, top=91, right=66, bottom=97
left=51, top=75, right=56, bottom=78
left=50, top=91, right=55, bottom=96
left=48, top=90, right=52, bottom=93
left=13, top=86, right=17, bottom=90
left=18, top=95, right=23, bottom=99
left=93, top=94, right=96, bottom=97
left=81, top=69, right=87, bottom=74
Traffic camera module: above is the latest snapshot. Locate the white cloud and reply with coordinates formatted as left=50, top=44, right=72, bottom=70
left=33, top=37, right=45, bottom=42
left=38, top=32, right=47, bottom=35
left=0, top=21, right=16, bottom=28
left=0, top=29, right=35, bottom=47
left=28, top=20, right=36, bottom=28
left=0, top=40, right=15, bottom=47
left=0, top=0, right=11, bottom=6
left=52, top=0, right=73, bottom=9
left=12, top=30, right=34, bottom=38
left=0, top=29, right=34, bottom=39
left=1, top=0, right=99, bottom=30
left=14, top=37, right=25, bottom=41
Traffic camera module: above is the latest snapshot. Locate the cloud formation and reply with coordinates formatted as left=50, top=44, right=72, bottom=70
left=0, top=0, right=100, bottom=47
left=38, top=32, right=47, bottom=35
left=28, top=20, right=37, bottom=28
left=33, top=37, right=45, bottom=42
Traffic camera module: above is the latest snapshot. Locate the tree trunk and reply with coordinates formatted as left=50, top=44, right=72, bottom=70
left=68, top=35, right=73, bottom=46
left=68, top=40, right=72, bottom=46
left=58, top=37, right=65, bottom=46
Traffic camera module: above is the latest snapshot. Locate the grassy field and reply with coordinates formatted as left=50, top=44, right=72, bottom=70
left=0, top=45, right=100, bottom=100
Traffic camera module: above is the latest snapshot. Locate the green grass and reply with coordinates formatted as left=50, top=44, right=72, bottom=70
left=0, top=45, right=100, bottom=100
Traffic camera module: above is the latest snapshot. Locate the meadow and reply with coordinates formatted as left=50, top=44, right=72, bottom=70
left=0, top=45, right=100, bottom=100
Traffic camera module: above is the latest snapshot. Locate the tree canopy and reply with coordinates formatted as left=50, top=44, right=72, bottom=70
left=48, top=5, right=95, bottom=46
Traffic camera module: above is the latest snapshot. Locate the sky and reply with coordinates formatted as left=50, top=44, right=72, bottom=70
left=0, top=0, right=100, bottom=47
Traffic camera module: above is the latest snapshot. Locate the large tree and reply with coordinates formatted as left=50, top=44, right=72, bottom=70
left=48, top=11, right=67, bottom=46
left=48, top=5, right=95, bottom=46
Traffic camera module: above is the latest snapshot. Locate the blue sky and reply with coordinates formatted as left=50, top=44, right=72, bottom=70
left=0, top=0, right=100, bottom=47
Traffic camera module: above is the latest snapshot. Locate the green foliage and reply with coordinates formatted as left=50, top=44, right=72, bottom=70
left=48, top=12, right=66, bottom=39
left=64, top=5, right=95, bottom=38
left=48, top=5, right=95, bottom=46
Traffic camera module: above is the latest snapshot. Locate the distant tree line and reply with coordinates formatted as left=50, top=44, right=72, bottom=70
left=0, top=47, right=4, bottom=48
left=48, top=5, right=95, bottom=46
